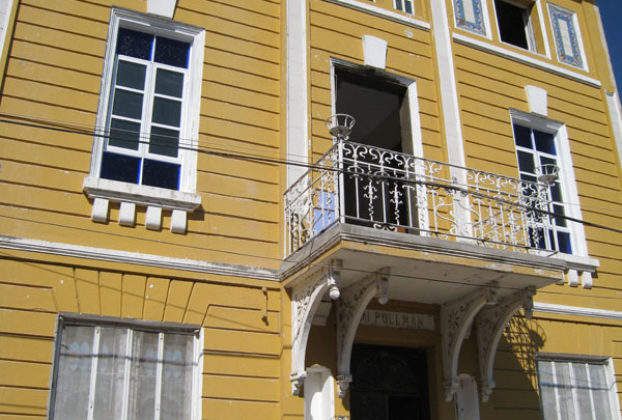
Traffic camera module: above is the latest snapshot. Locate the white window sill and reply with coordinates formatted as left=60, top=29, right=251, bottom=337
left=322, top=0, right=430, bottom=30
left=83, top=176, right=201, bottom=233
left=83, top=176, right=201, bottom=211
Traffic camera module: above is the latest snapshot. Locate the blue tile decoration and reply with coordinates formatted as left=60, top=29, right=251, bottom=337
left=454, top=0, right=486, bottom=35
left=549, top=4, right=583, bottom=68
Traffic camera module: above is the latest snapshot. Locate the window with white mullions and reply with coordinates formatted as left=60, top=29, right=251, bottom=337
left=537, top=357, right=620, bottom=420
left=394, top=0, right=413, bottom=14
left=101, top=27, right=190, bottom=191
left=50, top=318, right=200, bottom=420
left=513, top=123, right=572, bottom=254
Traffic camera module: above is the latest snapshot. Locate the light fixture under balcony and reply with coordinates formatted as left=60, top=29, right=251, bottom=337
left=325, top=113, right=355, bottom=141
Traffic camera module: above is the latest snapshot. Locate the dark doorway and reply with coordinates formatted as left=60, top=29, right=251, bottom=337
left=350, top=344, right=430, bottom=420
left=335, top=68, right=414, bottom=229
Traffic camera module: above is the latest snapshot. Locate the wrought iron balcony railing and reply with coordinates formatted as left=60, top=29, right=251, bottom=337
left=284, top=140, right=561, bottom=256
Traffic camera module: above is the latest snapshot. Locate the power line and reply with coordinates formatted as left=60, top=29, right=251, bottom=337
left=1, top=113, right=622, bottom=237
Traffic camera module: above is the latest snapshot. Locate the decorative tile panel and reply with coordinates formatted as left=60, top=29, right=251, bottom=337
left=549, top=4, right=584, bottom=68
left=454, top=0, right=486, bottom=35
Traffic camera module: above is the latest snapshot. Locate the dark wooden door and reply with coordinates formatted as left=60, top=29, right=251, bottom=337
left=350, top=344, right=430, bottom=420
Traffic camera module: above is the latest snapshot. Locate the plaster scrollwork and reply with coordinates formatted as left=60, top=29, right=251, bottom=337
left=290, top=260, right=342, bottom=396
left=441, top=282, right=499, bottom=402
left=336, top=268, right=390, bottom=398
left=475, top=287, right=535, bottom=402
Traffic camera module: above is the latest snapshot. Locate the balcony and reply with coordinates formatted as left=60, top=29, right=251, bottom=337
left=285, top=139, right=560, bottom=257
left=283, top=138, right=598, bottom=401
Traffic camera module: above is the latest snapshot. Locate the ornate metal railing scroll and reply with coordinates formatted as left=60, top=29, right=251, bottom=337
left=284, top=140, right=551, bottom=255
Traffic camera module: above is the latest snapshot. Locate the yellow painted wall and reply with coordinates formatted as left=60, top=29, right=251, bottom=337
left=308, top=0, right=443, bottom=162
left=0, top=251, right=283, bottom=419
left=0, top=0, right=282, bottom=270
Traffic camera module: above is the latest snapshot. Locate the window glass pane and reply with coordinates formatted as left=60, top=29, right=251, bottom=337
left=155, top=69, right=184, bottom=98
left=161, top=334, right=194, bottom=420
left=537, top=360, right=558, bottom=420
left=128, top=331, right=158, bottom=420
left=93, top=327, right=128, bottom=419
left=109, top=119, right=141, bottom=150
left=116, top=60, right=146, bottom=90
left=149, top=126, right=179, bottom=157
left=405, top=0, right=413, bottom=14
left=154, top=36, right=190, bottom=68
left=395, top=0, right=403, bottom=11
left=553, top=204, right=567, bottom=227
left=142, top=159, right=180, bottom=190
left=518, top=151, right=535, bottom=174
left=572, top=363, right=593, bottom=420
left=555, top=362, right=575, bottom=420
left=100, top=151, right=141, bottom=184
left=534, top=130, right=556, bottom=155
left=590, top=364, right=613, bottom=420
left=152, top=97, right=181, bottom=127
left=112, top=89, right=143, bottom=120
left=513, top=125, right=533, bottom=149
left=116, top=28, right=153, bottom=60
left=53, top=325, right=93, bottom=420
left=557, top=232, right=572, bottom=254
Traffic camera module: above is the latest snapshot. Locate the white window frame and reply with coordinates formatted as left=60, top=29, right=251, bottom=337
left=493, top=0, right=541, bottom=53
left=84, top=8, right=204, bottom=211
left=48, top=314, right=203, bottom=420
left=510, top=110, right=588, bottom=259
left=548, top=3, right=587, bottom=71
left=393, top=0, right=414, bottom=14
left=453, top=0, right=492, bottom=38
left=536, top=354, right=621, bottom=420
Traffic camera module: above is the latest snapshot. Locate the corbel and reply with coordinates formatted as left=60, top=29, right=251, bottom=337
left=290, top=260, right=342, bottom=395
left=336, top=268, right=390, bottom=398
left=441, top=282, right=499, bottom=402
left=475, top=287, right=535, bottom=402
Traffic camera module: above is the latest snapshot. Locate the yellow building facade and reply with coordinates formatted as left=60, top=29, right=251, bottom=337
left=0, top=0, right=621, bottom=419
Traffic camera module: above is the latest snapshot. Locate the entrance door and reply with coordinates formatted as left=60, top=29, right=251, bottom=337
left=335, top=68, right=415, bottom=229
left=350, top=344, right=430, bottom=420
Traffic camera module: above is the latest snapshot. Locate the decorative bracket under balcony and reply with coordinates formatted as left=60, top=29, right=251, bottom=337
left=475, top=287, right=535, bottom=402
left=336, top=268, right=390, bottom=398
left=441, top=282, right=499, bottom=402
left=290, top=260, right=342, bottom=395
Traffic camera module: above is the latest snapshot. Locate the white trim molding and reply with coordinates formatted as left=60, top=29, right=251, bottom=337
left=322, top=0, right=430, bottom=30
left=286, top=0, right=310, bottom=188
left=147, top=0, right=177, bottom=19
left=0, top=235, right=279, bottom=281
left=453, top=32, right=601, bottom=88
left=534, top=302, right=622, bottom=321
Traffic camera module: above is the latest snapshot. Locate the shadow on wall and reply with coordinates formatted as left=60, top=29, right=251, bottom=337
left=480, top=316, right=547, bottom=420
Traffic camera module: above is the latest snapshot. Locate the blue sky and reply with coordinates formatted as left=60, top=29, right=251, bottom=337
left=600, top=1, right=622, bottom=90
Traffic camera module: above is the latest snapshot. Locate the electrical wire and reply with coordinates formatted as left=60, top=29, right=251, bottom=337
left=1, top=113, right=621, bottom=295
left=2, top=113, right=622, bottom=235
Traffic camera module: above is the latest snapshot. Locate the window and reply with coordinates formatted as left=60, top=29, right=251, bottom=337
left=537, top=356, right=620, bottom=420
left=394, top=0, right=413, bottom=14
left=513, top=122, right=572, bottom=253
left=494, top=0, right=536, bottom=50
left=454, top=0, right=487, bottom=35
left=548, top=4, right=585, bottom=69
left=49, top=315, right=202, bottom=420
left=86, top=8, right=204, bottom=198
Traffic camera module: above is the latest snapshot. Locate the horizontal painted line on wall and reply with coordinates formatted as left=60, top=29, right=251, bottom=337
left=0, top=235, right=279, bottom=282
left=534, top=302, right=622, bottom=321
left=453, top=33, right=602, bottom=88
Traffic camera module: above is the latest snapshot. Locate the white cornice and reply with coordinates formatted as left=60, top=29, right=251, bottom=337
left=0, top=235, right=279, bottom=281
left=322, top=0, right=430, bottom=30
left=534, top=302, right=622, bottom=321
left=452, top=33, right=602, bottom=88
